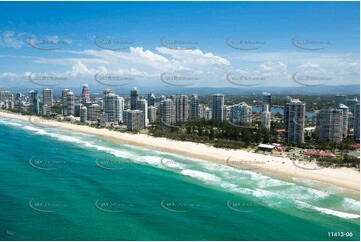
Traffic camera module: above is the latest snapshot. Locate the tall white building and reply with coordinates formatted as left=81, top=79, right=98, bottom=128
left=126, top=110, right=145, bottom=131
left=116, top=96, right=124, bottom=123
left=136, top=99, right=148, bottom=127
left=88, top=104, right=101, bottom=121
left=261, top=105, right=271, bottom=130
left=230, top=102, right=252, bottom=125
left=160, top=99, right=175, bottom=125
left=338, top=104, right=349, bottom=138
left=42, top=89, right=53, bottom=108
left=104, top=93, right=123, bottom=123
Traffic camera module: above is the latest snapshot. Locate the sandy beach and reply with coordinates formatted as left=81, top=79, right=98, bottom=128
left=0, top=111, right=359, bottom=192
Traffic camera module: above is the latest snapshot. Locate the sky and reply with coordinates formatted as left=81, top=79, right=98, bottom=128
left=0, top=1, right=359, bottom=91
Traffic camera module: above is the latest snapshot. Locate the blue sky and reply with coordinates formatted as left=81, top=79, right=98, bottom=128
left=0, top=1, right=359, bottom=90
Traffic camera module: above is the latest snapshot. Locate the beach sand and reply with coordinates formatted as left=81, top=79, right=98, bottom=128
left=0, top=111, right=359, bottom=192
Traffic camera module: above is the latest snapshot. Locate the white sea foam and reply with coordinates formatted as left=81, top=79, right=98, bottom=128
left=306, top=188, right=330, bottom=200
left=292, top=177, right=349, bottom=193
left=85, top=143, right=134, bottom=160
left=22, top=125, right=42, bottom=132
left=0, top=119, right=23, bottom=127
left=342, top=198, right=360, bottom=211
left=295, top=200, right=360, bottom=219
left=181, top=169, right=222, bottom=183
left=252, top=188, right=280, bottom=199
left=6, top=117, right=359, bottom=220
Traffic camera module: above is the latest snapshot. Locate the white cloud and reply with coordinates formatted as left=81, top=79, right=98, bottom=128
left=0, top=31, right=25, bottom=48
left=0, top=32, right=359, bottom=87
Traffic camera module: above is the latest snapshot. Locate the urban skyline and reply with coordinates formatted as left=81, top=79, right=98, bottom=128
left=0, top=1, right=359, bottom=241
left=1, top=83, right=359, bottom=143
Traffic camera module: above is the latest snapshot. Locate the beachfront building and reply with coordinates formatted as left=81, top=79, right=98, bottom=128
left=262, top=92, right=271, bottom=112
left=62, top=89, right=70, bottom=116
left=104, top=93, right=124, bottom=123
left=136, top=99, right=148, bottom=127
left=315, top=109, right=343, bottom=143
left=148, top=105, right=157, bottom=123
left=88, top=104, right=101, bottom=121
left=190, top=94, right=200, bottom=120
left=160, top=99, right=175, bottom=125
left=284, top=97, right=305, bottom=144
left=130, top=87, right=139, bottom=110
left=354, top=102, right=360, bottom=143
left=28, top=90, right=38, bottom=114
left=33, top=90, right=40, bottom=114
left=230, top=102, right=252, bottom=125
left=261, top=106, right=271, bottom=130
left=171, top=94, right=189, bottom=123
left=338, top=104, right=349, bottom=138
left=98, top=113, right=108, bottom=125
left=7, top=94, right=15, bottom=110
left=80, top=106, right=87, bottom=123
left=42, top=89, right=53, bottom=108
left=126, top=110, right=145, bottom=131
left=0, top=91, right=15, bottom=110
left=66, top=92, right=75, bottom=116
left=116, top=96, right=125, bottom=123
left=212, top=93, right=224, bottom=122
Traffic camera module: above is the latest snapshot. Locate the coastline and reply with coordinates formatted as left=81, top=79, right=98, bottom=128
left=0, top=111, right=359, bottom=192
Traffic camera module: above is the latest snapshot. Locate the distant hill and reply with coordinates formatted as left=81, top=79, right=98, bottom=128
left=4, top=84, right=360, bottom=96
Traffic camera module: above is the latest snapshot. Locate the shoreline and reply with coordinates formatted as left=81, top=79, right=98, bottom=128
left=0, top=111, right=360, bottom=193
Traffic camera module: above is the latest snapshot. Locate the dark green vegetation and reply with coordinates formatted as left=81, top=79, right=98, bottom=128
left=150, top=119, right=277, bottom=149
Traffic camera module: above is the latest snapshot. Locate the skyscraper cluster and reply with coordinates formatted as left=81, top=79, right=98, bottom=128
left=3, top=84, right=359, bottom=146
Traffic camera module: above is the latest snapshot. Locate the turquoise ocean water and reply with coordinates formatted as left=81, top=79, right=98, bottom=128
left=0, top=117, right=359, bottom=241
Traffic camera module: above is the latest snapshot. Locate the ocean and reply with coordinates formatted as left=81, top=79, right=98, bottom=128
left=0, top=117, right=359, bottom=241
